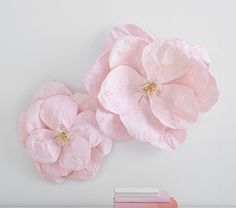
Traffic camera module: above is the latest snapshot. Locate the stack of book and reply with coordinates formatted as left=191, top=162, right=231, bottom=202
left=114, top=188, right=177, bottom=208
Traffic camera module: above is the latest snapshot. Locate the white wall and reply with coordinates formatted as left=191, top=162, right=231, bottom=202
left=0, top=0, right=235, bottom=207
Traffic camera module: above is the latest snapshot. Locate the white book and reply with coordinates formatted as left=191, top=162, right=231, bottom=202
left=114, top=187, right=160, bottom=197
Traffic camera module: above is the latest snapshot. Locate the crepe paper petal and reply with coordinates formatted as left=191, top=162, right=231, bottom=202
left=71, top=111, right=103, bottom=147
left=35, top=162, right=66, bottom=184
left=25, top=100, right=46, bottom=134
left=25, top=129, right=60, bottom=163
left=98, top=66, right=144, bottom=114
left=150, top=84, right=199, bottom=129
left=142, top=40, right=190, bottom=83
left=196, top=74, right=219, bottom=112
left=85, top=51, right=110, bottom=96
left=86, top=24, right=154, bottom=96
left=52, top=177, right=66, bottom=183
left=105, top=24, right=154, bottom=50
left=71, top=93, right=97, bottom=112
left=171, top=60, right=209, bottom=94
left=96, top=137, right=113, bottom=156
left=17, top=112, right=29, bottom=144
left=33, top=81, right=72, bottom=101
left=109, top=36, right=148, bottom=77
left=96, top=106, right=130, bottom=140
left=59, top=135, right=90, bottom=171
left=167, top=128, right=187, bottom=145
left=120, top=97, right=166, bottom=145
left=39, top=160, right=71, bottom=181
left=190, top=45, right=210, bottom=68
left=69, top=148, right=103, bottom=180
left=150, top=128, right=187, bottom=151
left=84, top=147, right=103, bottom=176
left=40, top=95, right=78, bottom=131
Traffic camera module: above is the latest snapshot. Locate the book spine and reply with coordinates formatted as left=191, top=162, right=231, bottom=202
left=114, top=198, right=177, bottom=208
left=114, top=197, right=170, bottom=203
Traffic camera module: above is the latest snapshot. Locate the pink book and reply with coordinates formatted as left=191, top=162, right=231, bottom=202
left=114, top=191, right=170, bottom=203
left=114, top=198, right=177, bottom=208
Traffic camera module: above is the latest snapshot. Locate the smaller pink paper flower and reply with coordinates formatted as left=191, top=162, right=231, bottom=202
left=18, top=81, right=112, bottom=183
left=85, top=24, right=219, bottom=150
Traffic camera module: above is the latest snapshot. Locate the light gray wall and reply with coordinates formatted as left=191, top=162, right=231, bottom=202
left=0, top=0, right=235, bottom=207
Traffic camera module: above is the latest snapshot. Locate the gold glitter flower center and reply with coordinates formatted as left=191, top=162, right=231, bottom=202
left=140, top=81, right=160, bottom=95
left=55, top=129, right=70, bottom=147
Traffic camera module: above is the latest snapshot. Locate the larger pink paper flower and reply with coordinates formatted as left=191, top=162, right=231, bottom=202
left=85, top=24, right=219, bottom=150
left=18, top=81, right=112, bottom=183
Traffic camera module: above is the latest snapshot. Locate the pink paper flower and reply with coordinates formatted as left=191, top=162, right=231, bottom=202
left=85, top=24, right=219, bottom=150
left=18, top=81, right=112, bottom=183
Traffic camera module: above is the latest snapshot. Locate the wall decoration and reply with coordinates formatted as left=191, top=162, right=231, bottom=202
left=18, top=24, right=219, bottom=182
